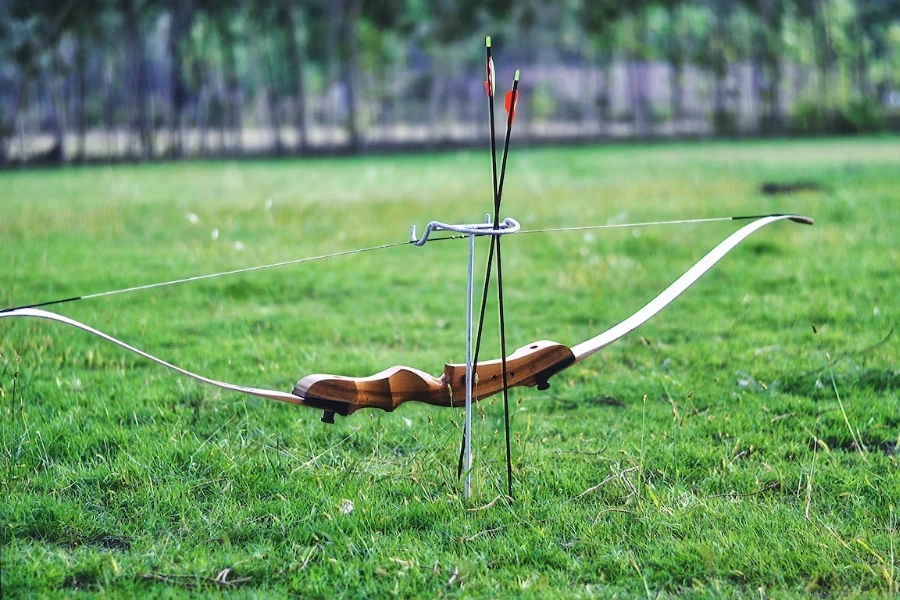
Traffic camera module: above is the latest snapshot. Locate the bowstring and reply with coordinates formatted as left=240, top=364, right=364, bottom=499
left=517, top=214, right=790, bottom=235
left=2, top=216, right=784, bottom=315
left=0, top=240, right=411, bottom=314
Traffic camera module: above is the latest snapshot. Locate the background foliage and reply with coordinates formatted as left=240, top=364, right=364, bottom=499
left=1, top=0, right=899, bottom=164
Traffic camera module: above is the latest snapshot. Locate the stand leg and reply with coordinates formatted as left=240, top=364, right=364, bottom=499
left=464, top=233, right=475, bottom=499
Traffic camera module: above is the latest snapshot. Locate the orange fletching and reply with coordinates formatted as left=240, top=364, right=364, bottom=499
left=504, top=89, right=519, bottom=122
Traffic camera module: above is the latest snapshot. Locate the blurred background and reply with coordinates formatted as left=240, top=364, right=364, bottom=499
left=1, top=0, right=898, bottom=165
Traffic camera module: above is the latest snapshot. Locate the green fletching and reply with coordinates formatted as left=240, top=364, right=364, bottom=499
left=514, top=69, right=520, bottom=81
left=486, top=36, right=491, bottom=47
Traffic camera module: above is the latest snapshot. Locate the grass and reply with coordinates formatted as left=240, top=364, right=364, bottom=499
left=0, top=137, right=898, bottom=598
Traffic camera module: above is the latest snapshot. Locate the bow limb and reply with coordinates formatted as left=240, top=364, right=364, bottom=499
left=570, top=214, right=813, bottom=362
left=0, top=307, right=306, bottom=406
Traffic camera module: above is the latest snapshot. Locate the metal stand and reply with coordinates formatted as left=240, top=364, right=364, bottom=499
left=411, top=215, right=520, bottom=499
left=464, top=231, right=476, bottom=498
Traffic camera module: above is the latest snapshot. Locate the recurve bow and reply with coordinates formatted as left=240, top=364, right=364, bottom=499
left=0, top=214, right=812, bottom=423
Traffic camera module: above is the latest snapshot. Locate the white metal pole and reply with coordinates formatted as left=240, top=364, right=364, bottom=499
left=464, top=232, right=476, bottom=499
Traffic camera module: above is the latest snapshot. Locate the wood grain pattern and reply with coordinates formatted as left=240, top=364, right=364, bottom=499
left=294, top=340, right=575, bottom=417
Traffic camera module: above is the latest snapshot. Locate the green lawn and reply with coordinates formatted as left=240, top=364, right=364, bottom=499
left=1, top=138, right=898, bottom=598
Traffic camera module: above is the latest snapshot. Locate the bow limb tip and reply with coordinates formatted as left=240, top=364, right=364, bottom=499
left=733, top=213, right=814, bottom=225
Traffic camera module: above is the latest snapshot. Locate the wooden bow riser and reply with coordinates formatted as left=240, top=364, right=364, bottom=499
left=294, top=340, right=576, bottom=419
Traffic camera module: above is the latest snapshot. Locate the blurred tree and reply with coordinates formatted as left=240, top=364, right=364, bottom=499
left=743, top=0, right=786, bottom=132
left=167, top=0, right=194, bottom=156
left=2, top=0, right=897, bottom=164
left=706, top=0, right=735, bottom=133
left=658, top=0, right=689, bottom=130
left=279, top=1, right=309, bottom=151
left=582, top=0, right=631, bottom=132
left=3, top=0, right=78, bottom=163
left=342, top=0, right=363, bottom=149
left=122, top=0, right=154, bottom=157
left=0, top=2, right=38, bottom=163
left=794, top=0, right=836, bottom=112
left=857, top=0, right=900, bottom=101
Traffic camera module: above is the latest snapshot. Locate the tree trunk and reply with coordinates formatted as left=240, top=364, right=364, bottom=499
left=74, top=29, right=89, bottom=160
left=44, top=45, right=67, bottom=164
left=104, top=57, right=118, bottom=159
left=428, top=61, right=442, bottom=146
left=18, top=84, right=29, bottom=161
left=709, top=0, right=731, bottom=134
left=670, top=62, right=683, bottom=134
left=342, top=0, right=363, bottom=151
left=280, top=4, right=308, bottom=151
left=667, top=9, right=685, bottom=135
left=756, top=0, right=784, bottom=134
left=215, top=54, right=227, bottom=154
left=169, top=1, right=192, bottom=157
left=751, top=23, right=764, bottom=134
left=267, top=88, right=283, bottom=153
left=853, top=0, right=869, bottom=97
left=262, top=33, right=284, bottom=154
left=629, top=14, right=648, bottom=138
left=600, top=59, right=613, bottom=137
left=124, top=0, right=152, bottom=158
left=231, top=84, right=243, bottom=152
left=216, top=11, right=242, bottom=152
left=1, top=73, right=28, bottom=165
left=198, top=87, right=210, bottom=154
left=218, top=90, right=228, bottom=155
left=327, top=0, right=343, bottom=146
left=769, top=56, right=783, bottom=132
left=581, top=62, right=591, bottom=130
left=811, top=8, right=832, bottom=113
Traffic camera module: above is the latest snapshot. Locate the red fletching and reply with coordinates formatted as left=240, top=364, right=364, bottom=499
left=504, top=89, right=518, bottom=123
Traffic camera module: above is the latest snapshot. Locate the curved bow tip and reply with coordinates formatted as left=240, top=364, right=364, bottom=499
left=789, top=215, right=815, bottom=225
